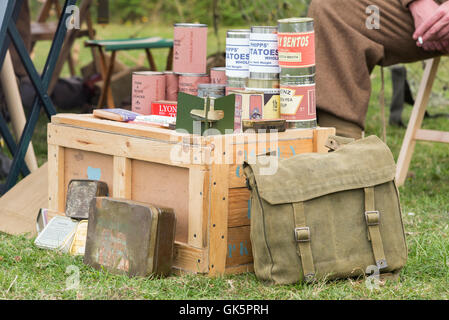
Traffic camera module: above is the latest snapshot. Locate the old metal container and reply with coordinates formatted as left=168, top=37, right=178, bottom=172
left=280, top=74, right=317, bottom=129
left=278, top=17, right=315, bottom=77
left=84, top=197, right=176, bottom=277
left=132, top=71, right=166, bottom=115
left=197, top=83, right=226, bottom=98
left=65, top=180, right=109, bottom=220
left=173, top=23, right=208, bottom=74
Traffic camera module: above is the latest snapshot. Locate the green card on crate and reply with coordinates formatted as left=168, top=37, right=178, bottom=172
left=175, top=92, right=235, bottom=136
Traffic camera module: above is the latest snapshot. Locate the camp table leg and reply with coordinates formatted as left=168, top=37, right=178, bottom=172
left=2, top=0, right=77, bottom=193
left=145, top=48, right=157, bottom=71
left=166, top=47, right=173, bottom=71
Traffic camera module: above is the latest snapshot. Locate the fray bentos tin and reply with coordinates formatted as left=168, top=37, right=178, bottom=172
left=164, top=71, right=179, bottom=101
left=178, top=73, right=210, bottom=96
left=132, top=71, right=166, bottom=115
left=173, top=23, right=208, bottom=74
left=280, top=74, right=317, bottom=128
left=278, top=17, right=315, bottom=77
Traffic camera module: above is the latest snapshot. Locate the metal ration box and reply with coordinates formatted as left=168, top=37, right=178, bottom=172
left=83, top=197, right=176, bottom=277
left=65, top=180, right=109, bottom=220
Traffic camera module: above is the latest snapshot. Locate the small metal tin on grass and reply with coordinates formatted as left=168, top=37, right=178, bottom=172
left=173, top=23, right=208, bottom=74
left=132, top=71, right=166, bottom=115
left=65, top=179, right=109, bottom=220
left=280, top=74, right=317, bottom=129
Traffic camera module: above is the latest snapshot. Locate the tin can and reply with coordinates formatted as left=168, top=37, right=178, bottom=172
left=280, top=74, right=317, bottom=128
left=245, top=87, right=280, bottom=120
left=131, top=71, right=166, bottom=115
left=278, top=18, right=315, bottom=77
left=164, top=71, right=179, bottom=101
left=225, top=76, right=248, bottom=95
left=210, top=67, right=227, bottom=85
left=226, top=29, right=250, bottom=78
left=173, top=23, right=208, bottom=74
left=197, top=83, right=226, bottom=98
left=178, top=73, right=210, bottom=96
left=249, top=26, right=280, bottom=79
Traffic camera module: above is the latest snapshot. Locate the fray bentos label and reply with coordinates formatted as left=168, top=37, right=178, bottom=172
left=278, top=32, right=315, bottom=68
left=151, top=101, right=177, bottom=117
left=280, top=84, right=316, bottom=120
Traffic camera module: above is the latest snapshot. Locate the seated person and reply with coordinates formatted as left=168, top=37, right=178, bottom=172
left=308, top=0, right=448, bottom=139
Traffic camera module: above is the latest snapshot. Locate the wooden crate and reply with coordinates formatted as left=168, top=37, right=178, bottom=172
left=47, top=114, right=335, bottom=275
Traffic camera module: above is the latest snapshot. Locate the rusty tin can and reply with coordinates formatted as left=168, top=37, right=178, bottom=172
left=65, top=179, right=109, bottom=220
left=178, top=73, right=210, bottom=96
left=280, top=74, right=317, bottom=128
left=84, top=197, right=176, bottom=277
left=132, top=71, right=166, bottom=115
left=164, top=71, right=179, bottom=101
left=173, top=23, right=208, bottom=74
left=197, top=83, right=226, bottom=98
left=278, top=17, right=315, bottom=77
left=210, top=67, right=227, bottom=85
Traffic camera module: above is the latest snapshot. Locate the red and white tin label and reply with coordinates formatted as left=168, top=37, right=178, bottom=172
left=278, top=32, right=315, bottom=68
left=280, top=84, right=316, bottom=120
left=151, top=101, right=177, bottom=117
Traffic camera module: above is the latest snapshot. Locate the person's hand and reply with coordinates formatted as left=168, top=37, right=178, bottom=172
left=412, top=0, right=449, bottom=52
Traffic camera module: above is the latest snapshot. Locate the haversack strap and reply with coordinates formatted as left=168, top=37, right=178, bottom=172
left=292, top=202, right=316, bottom=282
left=364, top=187, right=388, bottom=270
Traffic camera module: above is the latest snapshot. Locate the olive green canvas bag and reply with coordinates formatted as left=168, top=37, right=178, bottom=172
left=243, top=135, right=407, bottom=284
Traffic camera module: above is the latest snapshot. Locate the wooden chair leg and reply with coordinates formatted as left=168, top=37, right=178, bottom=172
left=395, top=57, right=441, bottom=186
left=145, top=49, right=157, bottom=71
left=166, top=47, right=173, bottom=71
left=97, top=49, right=116, bottom=109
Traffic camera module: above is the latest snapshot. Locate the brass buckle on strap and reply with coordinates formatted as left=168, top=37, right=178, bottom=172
left=365, top=210, right=380, bottom=226
left=294, top=227, right=311, bottom=242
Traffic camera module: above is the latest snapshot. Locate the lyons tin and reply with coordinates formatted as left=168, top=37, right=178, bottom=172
left=178, top=73, right=210, bottom=96
left=210, top=67, right=227, bottom=85
left=280, top=74, right=317, bottom=128
left=226, top=29, right=250, bottom=78
left=278, top=18, right=315, bottom=77
left=164, top=71, right=179, bottom=101
left=197, top=83, right=226, bottom=98
left=173, top=23, right=208, bottom=74
left=249, top=26, right=280, bottom=79
left=132, top=71, right=166, bottom=115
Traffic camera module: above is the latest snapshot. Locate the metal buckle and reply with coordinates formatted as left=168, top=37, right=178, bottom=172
left=365, top=210, right=380, bottom=226
left=294, top=227, right=311, bottom=242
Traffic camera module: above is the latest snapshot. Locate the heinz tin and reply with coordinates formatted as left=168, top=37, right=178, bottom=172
left=278, top=18, right=315, bottom=77
left=249, top=26, right=280, bottom=79
left=132, top=71, right=166, bottom=115
left=280, top=74, right=317, bottom=128
left=178, top=73, right=210, bottom=96
left=173, top=23, right=208, bottom=74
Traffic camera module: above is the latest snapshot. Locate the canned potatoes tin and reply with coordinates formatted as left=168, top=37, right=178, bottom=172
left=226, top=29, right=251, bottom=79
left=249, top=26, right=279, bottom=79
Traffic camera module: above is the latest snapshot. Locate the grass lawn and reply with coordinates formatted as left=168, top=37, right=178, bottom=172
left=0, top=24, right=448, bottom=300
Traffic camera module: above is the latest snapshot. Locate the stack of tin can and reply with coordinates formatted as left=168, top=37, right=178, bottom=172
left=278, top=18, right=317, bottom=128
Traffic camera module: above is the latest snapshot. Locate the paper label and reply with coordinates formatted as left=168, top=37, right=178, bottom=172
left=249, top=33, right=280, bottom=73
left=280, top=84, right=316, bottom=120
left=151, top=102, right=177, bottom=117
left=278, top=32, right=315, bottom=68
left=226, top=37, right=250, bottom=78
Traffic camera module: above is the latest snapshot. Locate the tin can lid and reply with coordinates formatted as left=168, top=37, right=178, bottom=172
left=211, top=67, right=226, bottom=71
left=278, top=17, right=314, bottom=24
left=174, top=23, right=208, bottom=28
left=198, top=83, right=226, bottom=89
left=133, top=71, right=165, bottom=76
left=250, top=26, right=278, bottom=33
left=176, top=72, right=209, bottom=77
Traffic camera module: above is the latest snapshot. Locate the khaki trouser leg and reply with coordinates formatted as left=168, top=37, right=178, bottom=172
left=308, top=0, right=441, bottom=131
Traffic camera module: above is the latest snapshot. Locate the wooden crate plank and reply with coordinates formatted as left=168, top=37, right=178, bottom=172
left=173, top=241, right=209, bottom=274
left=225, top=263, right=254, bottom=275
left=226, top=225, right=252, bottom=267
left=314, top=127, right=336, bottom=153
left=48, top=145, right=65, bottom=212
left=208, top=164, right=229, bottom=276
left=228, top=188, right=251, bottom=228
left=112, top=156, right=132, bottom=199
left=188, top=168, right=209, bottom=248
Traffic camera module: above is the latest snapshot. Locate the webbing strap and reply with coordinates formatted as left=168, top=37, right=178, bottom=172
left=292, top=202, right=315, bottom=282
left=364, top=187, right=388, bottom=270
